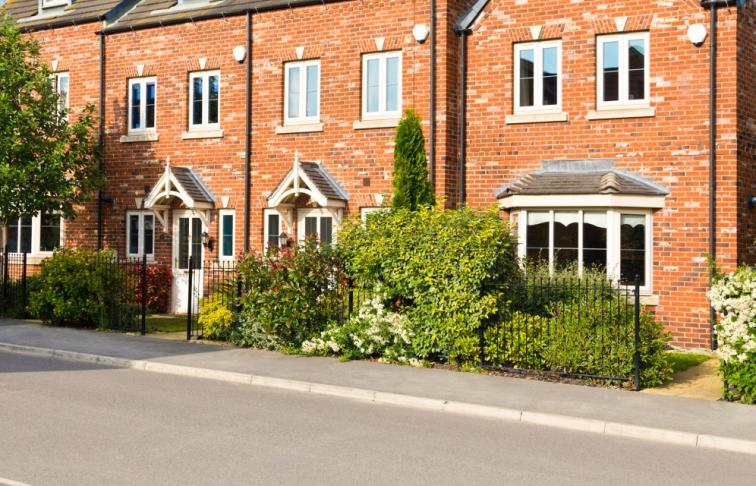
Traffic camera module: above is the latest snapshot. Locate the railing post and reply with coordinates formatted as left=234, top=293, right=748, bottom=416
left=140, top=254, right=147, bottom=336
left=633, top=274, right=642, bottom=391
left=236, top=277, right=242, bottom=314
left=21, top=252, right=27, bottom=318
left=186, top=256, right=193, bottom=341
left=2, top=246, right=8, bottom=301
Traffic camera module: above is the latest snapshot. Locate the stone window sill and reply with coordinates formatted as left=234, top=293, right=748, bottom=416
left=587, top=107, right=656, bottom=121
left=353, top=117, right=400, bottom=130
left=275, top=123, right=324, bottom=135
left=505, top=112, right=569, bottom=125
left=640, top=294, right=660, bottom=306
left=120, top=132, right=159, bottom=143
left=181, top=129, right=224, bottom=140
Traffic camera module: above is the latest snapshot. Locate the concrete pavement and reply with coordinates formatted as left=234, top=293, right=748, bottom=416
left=2, top=350, right=756, bottom=486
left=1, top=318, right=756, bottom=456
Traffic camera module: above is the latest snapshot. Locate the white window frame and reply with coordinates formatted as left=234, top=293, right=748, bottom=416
left=283, top=59, right=320, bottom=126
left=128, top=77, right=157, bottom=134
left=361, top=51, right=402, bottom=120
left=297, top=208, right=339, bottom=245
left=5, top=213, right=64, bottom=256
left=596, top=32, right=650, bottom=110
left=188, top=70, right=221, bottom=131
left=516, top=208, right=653, bottom=294
left=263, top=208, right=283, bottom=250
left=126, top=211, right=155, bottom=259
left=41, top=0, right=70, bottom=9
left=513, top=40, right=562, bottom=114
left=52, top=72, right=69, bottom=122
left=360, top=207, right=389, bottom=223
left=218, top=209, right=235, bottom=261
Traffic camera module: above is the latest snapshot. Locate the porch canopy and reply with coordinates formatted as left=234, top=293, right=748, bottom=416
left=496, top=159, right=669, bottom=209
left=143, top=160, right=215, bottom=230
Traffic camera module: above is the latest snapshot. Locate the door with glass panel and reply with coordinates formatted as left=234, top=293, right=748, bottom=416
left=172, top=210, right=205, bottom=314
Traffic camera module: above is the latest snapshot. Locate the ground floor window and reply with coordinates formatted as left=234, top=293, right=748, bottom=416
left=516, top=209, right=652, bottom=290
left=299, top=209, right=334, bottom=246
left=126, top=211, right=154, bottom=259
left=264, top=209, right=282, bottom=249
left=6, top=213, right=62, bottom=255
left=218, top=210, right=235, bottom=260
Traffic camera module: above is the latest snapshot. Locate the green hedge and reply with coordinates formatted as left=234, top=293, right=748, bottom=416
left=338, top=206, right=520, bottom=364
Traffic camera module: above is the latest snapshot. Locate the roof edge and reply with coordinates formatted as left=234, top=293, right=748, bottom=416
left=454, top=0, right=491, bottom=34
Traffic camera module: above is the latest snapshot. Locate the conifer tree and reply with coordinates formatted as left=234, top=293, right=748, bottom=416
left=391, top=109, right=435, bottom=210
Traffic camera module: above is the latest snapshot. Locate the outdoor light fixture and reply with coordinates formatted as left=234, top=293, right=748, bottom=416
left=201, top=231, right=214, bottom=251
left=413, top=23, right=429, bottom=43
left=687, top=24, right=708, bottom=47
left=278, top=232, right=290, bottom=248
left=749, top=195, right=756, bottom=210
left=232, top=45, right=247, bottom=63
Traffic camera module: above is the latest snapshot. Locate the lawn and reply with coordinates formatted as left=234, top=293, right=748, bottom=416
left=146, top=315, right=187, bottom=333
left=667, top=352, right=713, bottom=374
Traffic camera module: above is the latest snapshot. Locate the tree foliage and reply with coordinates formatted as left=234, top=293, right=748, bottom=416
left=391, top=109, right=435, bottom=210
left=0, top=14, right=102, bottom=223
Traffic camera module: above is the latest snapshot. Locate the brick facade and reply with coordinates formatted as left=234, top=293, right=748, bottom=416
left=7, top=0, right=754, bottom=346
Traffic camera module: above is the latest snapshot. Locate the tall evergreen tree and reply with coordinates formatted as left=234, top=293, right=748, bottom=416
left=0, top=14, right=102, bottom=229
left=391, top=109, right=435, bottom=211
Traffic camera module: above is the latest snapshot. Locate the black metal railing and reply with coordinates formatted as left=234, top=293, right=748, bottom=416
left=186, top=258, right=241, bottom=340
left=480, top=275, right=643, bottom=390
left=0, top=249, right=29, bottom=318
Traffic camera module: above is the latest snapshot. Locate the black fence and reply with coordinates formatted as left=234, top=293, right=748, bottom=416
left=480, top=276, right=642, bottom=389
left=186, top=257, right=241, bottom=340
left=0, top=249, right=171, bottom=334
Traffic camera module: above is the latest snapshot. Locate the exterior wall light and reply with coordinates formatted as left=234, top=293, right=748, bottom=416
left=278, top=232, right=290, bottom=248
left=233, top=45, right=247, bottom=63
left=687, top=24, right=708, bottom=47
left=413, top=23, right=429, bottom=44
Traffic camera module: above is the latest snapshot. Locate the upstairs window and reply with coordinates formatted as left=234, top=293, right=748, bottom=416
left=514, top=41, right=561, bottom=114
left=189, top=71, right=220, bottom=130
left=284, top=60, right=320, bottom=125
left=362, top=51, right=402, bottom=120
left=128, top=77, right=157, bottom=133
left=52, top=72, right=69, bottom=121
left=126, top=211, right=154, bottom=259
left=597, top=32, right=649, bottom=109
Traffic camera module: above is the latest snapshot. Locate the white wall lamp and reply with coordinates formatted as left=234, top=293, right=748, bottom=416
left=233, top=45, right=247, bottom=63
left=413, top=23, right=429, bottom=44
left=687, top=24, right=708, bottom=47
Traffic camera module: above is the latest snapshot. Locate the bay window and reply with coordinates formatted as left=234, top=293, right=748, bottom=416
left=518, top=209, right=651, bottom=290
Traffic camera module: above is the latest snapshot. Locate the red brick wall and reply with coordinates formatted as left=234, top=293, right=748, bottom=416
left=30, top=22, right=102, bottom=250
left=461, top=0, right=741, bottom=348
left=101, top=1, right=452, bottom=265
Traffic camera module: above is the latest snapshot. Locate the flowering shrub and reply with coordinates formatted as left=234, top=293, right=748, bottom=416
left=198, top=299, right=234, bottom=340
left=132, top=264, right=171, bottom=314
left=232, top=239, right=347, bottom=350
left=710, top=266, right=756, bottom=403
left=301, top=292, right=420, bottom=365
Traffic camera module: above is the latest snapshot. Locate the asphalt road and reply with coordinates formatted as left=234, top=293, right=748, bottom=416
left=1, top=351, right=754, bottom=486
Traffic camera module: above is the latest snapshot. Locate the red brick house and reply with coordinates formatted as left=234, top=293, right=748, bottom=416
left=2, top=0, right=754, bottom=346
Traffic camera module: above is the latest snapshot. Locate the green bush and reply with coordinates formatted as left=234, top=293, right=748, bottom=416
left=484, top=311, right=548, bottom=370
left=392, top=109, right=435, bottom=211
left=721, top=360, right=756, bottom=405
left=338, top=206, right=520, bottom=364
left=232, top=239, right=346, bottom=350
left=198, top=299, right=234, bottom=340
left=27, top=249, right=134, bottom=328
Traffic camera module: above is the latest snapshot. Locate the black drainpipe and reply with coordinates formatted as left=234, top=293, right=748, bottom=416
left=429, top=0, right=437, bottom=194
left=702, top=0, right=739, bottom=350
left=97, top=32, right=106, bottom=251
left=243, top=10, right=252, bottom=254
left=458, top=31, right=468, bottom=206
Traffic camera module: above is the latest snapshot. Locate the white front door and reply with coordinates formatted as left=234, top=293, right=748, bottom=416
left=172, top=210, right=205, bottom=314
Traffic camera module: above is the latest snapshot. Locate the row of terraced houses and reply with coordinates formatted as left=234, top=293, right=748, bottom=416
left=2, top=0, right=755, bottom=348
